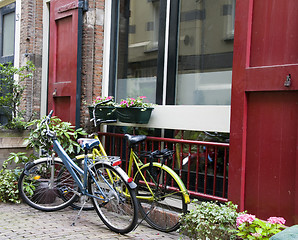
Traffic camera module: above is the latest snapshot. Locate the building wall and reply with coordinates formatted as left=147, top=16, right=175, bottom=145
left=19, top=0, right=43, bottom=120
left=80, top=0, right=105, bottom=129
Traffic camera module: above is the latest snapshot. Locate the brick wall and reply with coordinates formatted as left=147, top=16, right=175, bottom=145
left=19, top=0, right=43, bottom=121
left=81, top=0, right=105, bottom=129
left=16, top=0, right=106, bottom=129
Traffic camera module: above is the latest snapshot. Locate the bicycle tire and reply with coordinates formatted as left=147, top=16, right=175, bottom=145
left=88, top=162, right=138, bottom=234
left=134, top=164, right=187, bottom=232
left=18, top=158, right=78, bottom=212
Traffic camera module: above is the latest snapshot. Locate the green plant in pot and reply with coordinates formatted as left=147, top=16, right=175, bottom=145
left=88, top=96, right=117, bottom=120
left=0, top=61, right=35, bottom=130
left=116, top=96, right=155, bottom=124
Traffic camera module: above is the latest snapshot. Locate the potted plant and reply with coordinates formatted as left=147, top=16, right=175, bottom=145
left=116, top=96, right=154, bottom=124
left=88, top=96, right=117, bottom=120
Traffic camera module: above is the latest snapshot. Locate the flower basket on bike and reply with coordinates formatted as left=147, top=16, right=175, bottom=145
left=88, top=106, right=117, bottom=120
left=89, top=96, right=117, bottom=120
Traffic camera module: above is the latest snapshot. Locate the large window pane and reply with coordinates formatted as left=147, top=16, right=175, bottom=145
left=116, top=0, right=159, bottom=103
left=3, top=12, right=15, bottom=56
left=176, top=0, right=234, bottom=105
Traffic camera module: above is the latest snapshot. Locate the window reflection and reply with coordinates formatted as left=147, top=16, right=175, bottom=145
left=176, top=0, right=235, bottom=105
left=116, top=0, right=159, bottom=103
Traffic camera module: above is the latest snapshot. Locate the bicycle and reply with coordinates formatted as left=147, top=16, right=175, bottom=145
left=84, top=101, right=190, bottom=232
left=18, top=110, right=139, bottom=234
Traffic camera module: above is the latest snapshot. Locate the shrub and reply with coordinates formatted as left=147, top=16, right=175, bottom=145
left=0, top=152, right=32, bottom=203
left=178, top=200, right=239, bottom=240
left=25, top=116, right=87, bottom=157
left=0, top=61, right=35, bottom=130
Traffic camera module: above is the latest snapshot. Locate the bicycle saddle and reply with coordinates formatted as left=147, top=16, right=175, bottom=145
left=77, top=138, right=99, bottom=150
left=124, top=134, right=147, bottom=147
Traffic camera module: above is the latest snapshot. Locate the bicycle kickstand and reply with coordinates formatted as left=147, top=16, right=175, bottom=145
left=71, top=199, right=87, bottom=226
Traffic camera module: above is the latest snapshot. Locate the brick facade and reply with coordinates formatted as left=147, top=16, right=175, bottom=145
left=19, top=0, right=43, bottom=120
left=81, top=0, right=105, bottom=128
left=16, top=0, right=106, bottom=128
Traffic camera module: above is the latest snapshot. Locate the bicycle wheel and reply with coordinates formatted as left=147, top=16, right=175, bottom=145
left=88, top=162, right=138, bottom=234
left=18, top=158, right=78, bottom=211
left=134, top=164, right=187, bottom=232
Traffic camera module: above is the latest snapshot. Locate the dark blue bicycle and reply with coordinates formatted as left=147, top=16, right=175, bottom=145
left=18, top=110, right=138, bottom=234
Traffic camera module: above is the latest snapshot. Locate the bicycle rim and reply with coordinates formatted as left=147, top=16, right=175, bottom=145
left=134, top=165, right=187, bottom=232
left=89, top=162, right=138, bottom=234
left=18, top=159, right=78, bottom=211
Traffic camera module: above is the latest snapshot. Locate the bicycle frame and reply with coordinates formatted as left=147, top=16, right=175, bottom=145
left=52, top=138, right=112, bottom=201
left=127, top=148, right=190, bottom=204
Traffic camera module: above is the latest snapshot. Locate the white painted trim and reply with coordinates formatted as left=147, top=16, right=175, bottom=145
left=102, top=0, right=112, bottom=97
left=14, top=0, right=20, bottom=71
left=40, top=0, right=50, bottom=117
left=162, top=0, right=170, bottom=105
left=114, top=105, right=231, bottom=132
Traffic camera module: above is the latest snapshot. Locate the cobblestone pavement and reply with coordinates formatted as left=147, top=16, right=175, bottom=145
left=0, top=203, right=183, bottom=240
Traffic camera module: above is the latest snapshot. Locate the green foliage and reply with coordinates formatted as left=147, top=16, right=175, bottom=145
left=236, top=215, right=286, bottom=239
left=178, top=200, right=239, bottom=240
left=26, top=116, right=87, bottom=157
left=0, top=61, right=35, bottom=129
left=0, top=152, right=33, bottom=203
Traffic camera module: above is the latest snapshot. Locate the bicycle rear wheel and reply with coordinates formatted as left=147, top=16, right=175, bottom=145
left=134, top=164, right=187, bottom=232
left=18, top=158, right=78, bottom=211
left=88, top=162, right=138, bottom=234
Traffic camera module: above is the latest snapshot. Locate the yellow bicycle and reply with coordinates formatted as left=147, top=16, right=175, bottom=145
left=76, top=101, right=190, bottom=232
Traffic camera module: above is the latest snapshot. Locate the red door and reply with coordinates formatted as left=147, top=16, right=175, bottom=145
left=229, top=0, right=298, bottom=225
left=48, top=0, right=83, bottom=126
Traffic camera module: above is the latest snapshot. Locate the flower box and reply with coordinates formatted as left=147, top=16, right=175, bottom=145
left=88, top=106, right=117, bottom=120
left=116, top=107, right=153, bottom=124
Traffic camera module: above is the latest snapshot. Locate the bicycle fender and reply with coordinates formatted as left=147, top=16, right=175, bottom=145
left=114, top=166, right=137, bottom=189
left=139, top=162, right=190, bottom=204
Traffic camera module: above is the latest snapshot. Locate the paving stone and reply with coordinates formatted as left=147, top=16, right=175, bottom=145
left=0, top=203, right=184, bottom=239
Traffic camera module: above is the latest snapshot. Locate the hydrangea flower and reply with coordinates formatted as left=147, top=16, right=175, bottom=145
left=236, top=214, right=256, bottom=227
left=267, top=217, right=286, bottom=225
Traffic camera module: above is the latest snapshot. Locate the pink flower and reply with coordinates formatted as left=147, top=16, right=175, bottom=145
left=251, top=233, right=261, bottom=237
left=96, top=96, right=101, bottom=100
left=236, top=214, right=256, bottom=227
left=139, top=96, right=146, bottom=99
left=267, top=217, right=286, bottom=225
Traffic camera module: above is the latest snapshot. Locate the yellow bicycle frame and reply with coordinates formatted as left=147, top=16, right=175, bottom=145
left=75, top=135, right=190, bottom=204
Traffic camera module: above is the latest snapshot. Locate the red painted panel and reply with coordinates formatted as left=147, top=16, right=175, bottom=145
left=245, top=92, right=297, bottom=224
left=250, top=0, right=298, bottom=67
left=229, top=0, right=298, bottom=225
left=48, top=0, right=80, bottom=125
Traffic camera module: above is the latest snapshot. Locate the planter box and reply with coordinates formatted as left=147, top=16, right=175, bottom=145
left=0, top=130, right=32, bottom=169
left=88, top=106, right=117, bottom=120
left=116, top=107, right=153, bottom=124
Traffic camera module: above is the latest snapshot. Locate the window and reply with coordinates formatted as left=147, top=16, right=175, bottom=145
left=175, top=0, right=234, bottom=105
left=113, top=0, right=165, bottom=104
left=0, top=2, right=15, bottom=125
left=110, top=0, right=235, bottom=107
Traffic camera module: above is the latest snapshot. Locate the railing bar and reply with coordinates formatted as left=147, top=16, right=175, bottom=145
left=98, top=132, right=229, bottom=147
left=187, top=144, right=191, bottom=190
left=213, top=147, right=218, bottom=196
left=195, top=145, right=199, bottom=193
left=204, top=146, right=208, bottom=194
left=223, top=147, right=227, bottom=198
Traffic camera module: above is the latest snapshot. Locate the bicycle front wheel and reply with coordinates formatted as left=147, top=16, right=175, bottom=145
left=18, top=158, right=78, bottom=211
left=88, top=162, right=138, bottom=234
left=134, top=164, right=187, bottom=232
